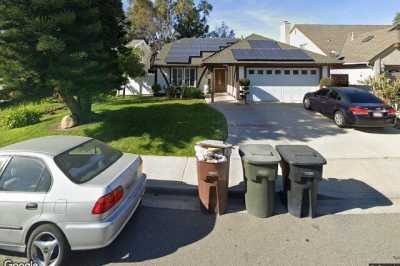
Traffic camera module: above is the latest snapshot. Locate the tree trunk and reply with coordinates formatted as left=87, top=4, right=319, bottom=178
left=78, top=94, right=92, bottom=124
left=57, top=89, right=92, bottom=125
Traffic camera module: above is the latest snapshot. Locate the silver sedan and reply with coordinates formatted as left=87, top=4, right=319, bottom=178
left=0, top=136, right=146, bottom=266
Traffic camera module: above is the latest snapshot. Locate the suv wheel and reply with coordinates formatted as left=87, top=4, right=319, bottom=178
left=303, top=97, right=312, bottom=110
left=27, top=224, right=70, bottom=266
left=334, top=111, right=347, bottom=128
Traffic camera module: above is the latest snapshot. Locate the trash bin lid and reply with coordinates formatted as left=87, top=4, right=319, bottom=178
left=239, top=144, right=281, bottom=165
left=275, top=145, right=327, bottom=166
left=197, top=140, right=232, bottom=149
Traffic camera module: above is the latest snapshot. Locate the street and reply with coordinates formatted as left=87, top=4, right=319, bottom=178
left=2, top=194, right=400, bottom=266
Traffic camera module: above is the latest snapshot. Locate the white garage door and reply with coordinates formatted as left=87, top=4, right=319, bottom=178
left=247, top=68, right=320, bottom=103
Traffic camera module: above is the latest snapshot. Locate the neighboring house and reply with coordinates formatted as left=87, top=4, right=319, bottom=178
left=153, top=34, right=340, bottom=103
left=117, top=39, right=155, bottom=96
left=281, top=22, right=400, bottom=85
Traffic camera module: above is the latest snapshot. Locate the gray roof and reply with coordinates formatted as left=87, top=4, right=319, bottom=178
left=293, top=24, right=391, bottom=57
left=203, top=34, right=341, bottom=65
left=154, top=38, right=237, bottom=66
left=0, top=136, right=92, bottom=156
left=340, top=27, right=400, bottom=63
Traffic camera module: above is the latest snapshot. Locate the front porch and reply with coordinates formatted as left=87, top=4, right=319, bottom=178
left=205, top=93, right=237, bottom=104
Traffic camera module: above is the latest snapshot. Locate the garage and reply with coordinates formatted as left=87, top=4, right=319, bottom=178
left=247, top=68, right=321, bottom=103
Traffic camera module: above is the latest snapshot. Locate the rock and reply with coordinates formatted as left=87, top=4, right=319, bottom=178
left=60, top=115, right=78, bottom=129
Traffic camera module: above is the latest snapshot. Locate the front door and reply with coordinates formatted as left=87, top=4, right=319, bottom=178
left=214, top=69, right=226, bottom=93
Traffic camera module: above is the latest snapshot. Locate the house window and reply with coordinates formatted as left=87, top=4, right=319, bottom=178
left=248, top=69, right=255, bottom=75
left=301, top=70, right=308, bottom=75
left=275, top=70, right=282, bottom=75
left=171, top=67, right=196, bottom=86
left=258, top=70, right=264, bottom=75
left=284, top=70, right=291, bottom=75
left=310, top=70, right=317, bottom=75
left=293, top=70, right=299, bottom=75
left=266, top=70, right=273, bottom=75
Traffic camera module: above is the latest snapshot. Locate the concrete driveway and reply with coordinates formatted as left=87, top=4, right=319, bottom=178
left=211, top=101, right=400, bottom=204
left=212, top=102, right=400, bottom=159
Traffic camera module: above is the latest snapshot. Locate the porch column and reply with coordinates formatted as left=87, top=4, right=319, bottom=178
left=322, top=66, right=329, bottom=78
left=210, top=66, right=215, bottom=103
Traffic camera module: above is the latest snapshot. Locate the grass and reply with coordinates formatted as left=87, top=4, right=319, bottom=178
left=0, top=96, right=228, bottom=157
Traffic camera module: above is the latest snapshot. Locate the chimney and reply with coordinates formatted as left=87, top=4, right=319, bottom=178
left=280, top=20, right=291, bottom=44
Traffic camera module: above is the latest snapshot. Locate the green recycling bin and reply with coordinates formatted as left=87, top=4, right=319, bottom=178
left=239, top=144, right=281, bottom=218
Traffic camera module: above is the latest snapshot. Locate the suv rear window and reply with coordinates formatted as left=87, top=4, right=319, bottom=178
left=344, top=91, right=382, bottom=103
left=55, top=140, right=122, bottom=184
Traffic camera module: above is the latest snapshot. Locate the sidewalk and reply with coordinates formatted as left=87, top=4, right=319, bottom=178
left=143, top=149, right=400, bottom=214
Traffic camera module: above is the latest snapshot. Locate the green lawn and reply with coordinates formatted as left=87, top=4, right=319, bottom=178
left=0, top=97, right=228, bottom=156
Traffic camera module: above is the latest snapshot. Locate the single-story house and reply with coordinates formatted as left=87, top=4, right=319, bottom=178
left=117, top=39, right=155, bottom=96
left=281, top=22, right=400, bottom=84
left=153, top=34, right=341, bottom=103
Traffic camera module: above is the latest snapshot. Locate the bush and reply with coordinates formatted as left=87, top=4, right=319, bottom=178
left=320, top=77, right=334, bottom=87
left=152, top=84, right=163, bottom=96
left=239, top=78, right=251, bottom=87
left=1, top=106, right=41, bottom=129
left=181, top=86, right=204, bottom=99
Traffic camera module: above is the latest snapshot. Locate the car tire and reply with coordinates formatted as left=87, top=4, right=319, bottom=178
left=303, top=97, right=312, bottom=110
left=27, top=224, right=70, bottom=266
left=334, top=111, right=347, bottom=128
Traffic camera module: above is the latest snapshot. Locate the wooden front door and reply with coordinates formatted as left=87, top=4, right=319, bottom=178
left=214, top=69, right=226, bottom=92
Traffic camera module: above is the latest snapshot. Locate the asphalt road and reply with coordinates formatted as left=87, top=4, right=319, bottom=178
left=2, top=204, right=400, bottom=266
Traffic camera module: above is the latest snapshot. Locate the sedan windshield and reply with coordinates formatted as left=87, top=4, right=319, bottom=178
left=55, top=140, right=122, bottom=184
left=344, top=91, right=382, bottom=104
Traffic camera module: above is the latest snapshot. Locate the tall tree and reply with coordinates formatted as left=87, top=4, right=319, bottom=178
left=394, top=12, right=400, bottom=25
left=0, top=0, right=141, bottom=124
left=155, top=0, right=175, bottom=43
left=127, top=0, right=158, bottom=43
left=208, top=22, right=236, bottom=38
left=174, top=0, right=213, bottom=38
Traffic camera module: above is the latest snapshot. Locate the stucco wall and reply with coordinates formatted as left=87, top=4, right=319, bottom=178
left=330, top=68, right=374, bottom=85
left=289, top=28, right=326, bottom=56
left=117, top=73, right=155, bottom=96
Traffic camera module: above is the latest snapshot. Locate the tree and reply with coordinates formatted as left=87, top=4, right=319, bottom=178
left=127, top=0, right=158, bottom=43
left=155, top=0, right=175, bottom=43
left=0, top=0, right=142, bottom=124
left=208, top=22, right=236, bottom=38
left=394, top=12, right=400, bottom=25
left=174, top=0, right=213, bottom=38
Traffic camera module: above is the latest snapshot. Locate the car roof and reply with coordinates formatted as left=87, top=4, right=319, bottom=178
left=0, top=136, right=93, bottom=156
left=331, top=87, right=373, bottom=95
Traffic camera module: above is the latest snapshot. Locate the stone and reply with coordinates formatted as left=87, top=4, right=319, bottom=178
left=60, top=115, right=78, bottom=129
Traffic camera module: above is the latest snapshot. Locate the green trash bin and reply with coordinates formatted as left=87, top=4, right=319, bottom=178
left=239, top=144, right=281, bottom=218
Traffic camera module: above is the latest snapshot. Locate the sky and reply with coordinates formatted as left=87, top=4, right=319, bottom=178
left=123, top=0, right=400, bottom=39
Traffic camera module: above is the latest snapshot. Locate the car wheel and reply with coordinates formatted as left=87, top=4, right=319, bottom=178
left=27, top=224, right=70, bottom=266
left=334, top=111, right=347, bottom=128
left=303, top=97, right=312, bottom=110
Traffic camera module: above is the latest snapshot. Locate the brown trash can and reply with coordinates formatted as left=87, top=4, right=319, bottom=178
left=195, top=140, right=232, bottom=215
left=197, top=159, right=229, bottom=215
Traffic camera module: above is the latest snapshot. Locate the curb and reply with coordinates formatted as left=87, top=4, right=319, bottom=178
left=145, top=183, right=245, bottom=198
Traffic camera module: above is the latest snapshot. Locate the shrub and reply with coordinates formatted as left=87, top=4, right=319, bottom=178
left=364, top=75, right=400, bottom=108
left=239, top=78, right=251, bottom=87
left=152, top=84, right=163, bottom=96
left=1, top=106, right=41, bottom=129
left=320, top=77, right=334, bottom=87
left=181, top=86, right=204, bottom=99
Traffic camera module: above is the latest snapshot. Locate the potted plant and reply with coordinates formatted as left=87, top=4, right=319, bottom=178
left=239, top=78, right=251, bottom=104
left=319, top=77, right=334, bottom=89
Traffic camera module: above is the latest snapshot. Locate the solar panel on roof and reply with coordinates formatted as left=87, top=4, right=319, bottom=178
left=165, top=38, right=236, bottom=64
left=231, top=49, right=313, bottom=61
left=248, top=40, right=280, bottom=49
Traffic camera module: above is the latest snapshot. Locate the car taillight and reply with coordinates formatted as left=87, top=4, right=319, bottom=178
left=350, top=107, right=369, bottom=116
left=388, top=108, right=397, bottom=116
left=92, top=186, right=124, bottom=215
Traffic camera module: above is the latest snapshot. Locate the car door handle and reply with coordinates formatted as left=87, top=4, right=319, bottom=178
left=26, top=202, right=38, bottom=210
